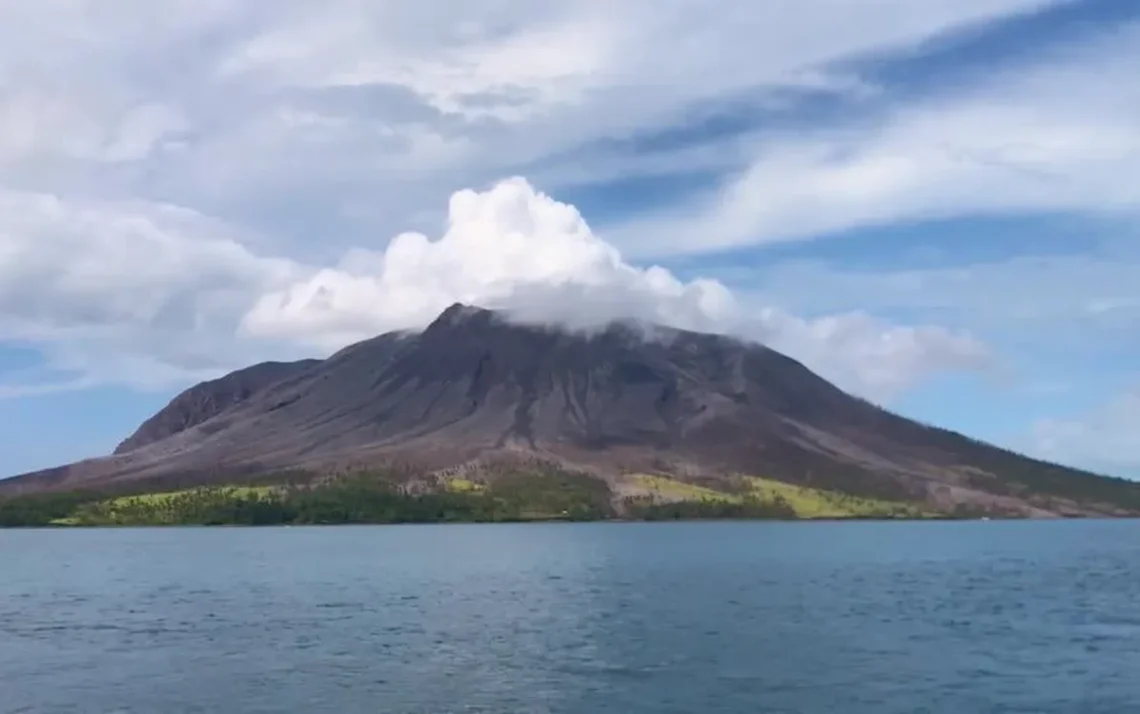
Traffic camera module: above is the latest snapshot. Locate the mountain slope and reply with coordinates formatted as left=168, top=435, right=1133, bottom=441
left=4, top=304, right=1138, bottom=516
left=114, top=360, right=320, bottom=454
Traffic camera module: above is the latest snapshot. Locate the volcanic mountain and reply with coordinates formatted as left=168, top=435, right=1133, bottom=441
left=4, top=303, right=1138, bottom=516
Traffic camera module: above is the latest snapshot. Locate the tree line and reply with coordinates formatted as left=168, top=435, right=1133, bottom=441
left=0, top=468, right=613, bottom=527
left=0, top=467, right=823, bottom=528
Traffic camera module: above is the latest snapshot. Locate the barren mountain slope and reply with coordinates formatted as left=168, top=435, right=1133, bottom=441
left=4, top=304, right=1138, bottom=516
left=114, top=360, right=321, bottom=454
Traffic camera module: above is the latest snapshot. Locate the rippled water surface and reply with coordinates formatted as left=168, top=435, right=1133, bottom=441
left=2, top=521, right=1139, bottom=713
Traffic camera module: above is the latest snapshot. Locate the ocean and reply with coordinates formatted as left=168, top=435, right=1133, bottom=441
left=2, top=520, right=1138, bottom=713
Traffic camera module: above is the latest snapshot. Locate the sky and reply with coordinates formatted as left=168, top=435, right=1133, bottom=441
left=1, top=0, right=1138, bottom=479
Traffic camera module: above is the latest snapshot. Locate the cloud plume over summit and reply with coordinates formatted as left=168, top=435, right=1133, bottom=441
left=241, top=178, right=989, bottom=398
left=1, top=177, right=988, bottom=400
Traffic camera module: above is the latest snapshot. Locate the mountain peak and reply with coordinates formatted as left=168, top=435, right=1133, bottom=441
left=7, top=299, right=1138, bottom=519
left=426, top=302, right=497, bottom=331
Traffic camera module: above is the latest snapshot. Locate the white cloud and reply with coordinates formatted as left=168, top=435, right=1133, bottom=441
left=717, top=246, right=1140, bottom=344
left=219, top=0, right=1054, bottom=120
left=224, top=6, right=616, bottom=123
left=214, top=0, right=1059, bottom=203
left=749, top=308, right=991, bottom=399
left=241, top=177, right=734, bottom=344
left=0, top=178, right=989, bottom=400
left=0, top=0, right=1100, bottom=408
left=1031, top=389, right=1140, bottom=477
left=612, top=22, right=1140, bottom=256
left=0, top=190, right=300, bottom=387
left=242, top=177, right=990, bottom=399
left=0, top=1, right=1063, bottom=229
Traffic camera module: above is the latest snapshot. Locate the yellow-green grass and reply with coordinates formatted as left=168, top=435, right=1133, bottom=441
left=101, top=485, right=275, bottom=509
left=627, top=474, right=741, bottom=503
left=72, top=485, right=281, bottom=526
left=627, top=473, right=925, bottom=519
left=741, top=476, right=924, bottom=518
left=444, top=478, right=486, bottom=493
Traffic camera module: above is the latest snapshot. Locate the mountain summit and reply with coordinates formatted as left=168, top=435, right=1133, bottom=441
left=4, top=303, right=1138, bottom=516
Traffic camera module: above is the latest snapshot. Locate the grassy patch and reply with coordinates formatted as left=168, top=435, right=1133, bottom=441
left=628, top=474, right=740, bottom=503
left=742, top=476, right=924, bottom=518
left=76, top=486, right=281, bottom=526
left=623, top=473, right=924, bottom=519
left=103, top=483, right=275, bottom=506
left=101, top=485, right=274, bottom=509
left=444, top=478, right=485, bottom=493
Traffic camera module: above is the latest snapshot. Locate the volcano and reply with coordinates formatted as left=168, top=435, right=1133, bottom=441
left=4, top=303, right=1138, bottom=517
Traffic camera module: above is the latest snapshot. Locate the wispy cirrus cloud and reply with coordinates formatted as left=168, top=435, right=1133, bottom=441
left=0, top=1, right=1064, bottom=218
left=608, top=21, right=1140, bottom=257
left=1, top=0, right=1048, bottom=402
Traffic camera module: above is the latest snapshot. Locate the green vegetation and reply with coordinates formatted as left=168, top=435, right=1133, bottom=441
left=628, top=474, right=736, bottom=502
left=625, top=495, right=797, bottom=520
left=905, top=419, right=1140, bottom=512
left=444, top=478, right=485, bottom=493
left=0, top=466, right=613, bottom=528
left=0, top=466, right=935, bottom=528
left=484, top=468, right=612, bottom=521
left=72, top=486, right=281, bottom=526
left=0, top=491, right=93, bottom=528
left=741, top=476, right=926, bottom=519
left=623, top=473, right=924, bottom=519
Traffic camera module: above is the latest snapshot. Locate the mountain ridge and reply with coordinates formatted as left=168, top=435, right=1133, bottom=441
left=4, top=303, right=1138, bottom=517
left=114, top=359, right=321, bottom=454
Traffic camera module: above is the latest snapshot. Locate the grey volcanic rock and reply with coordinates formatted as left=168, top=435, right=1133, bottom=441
left=5, top=304, right=1140, bottom=516
left=114, top=360, right=320, bottom=454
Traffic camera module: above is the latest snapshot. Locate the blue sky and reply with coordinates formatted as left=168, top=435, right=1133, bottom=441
left=1, top=0, right=1138, bottom=479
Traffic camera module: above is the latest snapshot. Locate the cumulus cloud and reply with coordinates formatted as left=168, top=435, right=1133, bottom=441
left=0, top=190, right=300, bottom=387
left=0, top=177, right=990, bottom=400
left=241, top=178, right=990, bottom=399
left=241, top=177, right=735, bottom=344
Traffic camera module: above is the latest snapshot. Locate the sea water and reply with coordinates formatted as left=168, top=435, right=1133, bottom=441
left=2, top=520, right=1138, bottom=713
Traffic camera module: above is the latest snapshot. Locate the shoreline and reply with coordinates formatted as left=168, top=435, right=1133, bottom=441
left=5, top=513, right=1123, bottom=530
